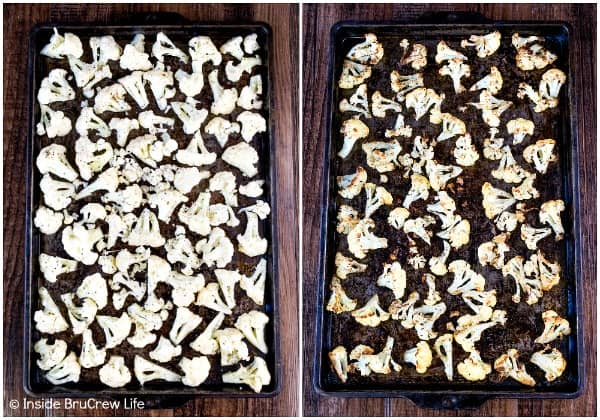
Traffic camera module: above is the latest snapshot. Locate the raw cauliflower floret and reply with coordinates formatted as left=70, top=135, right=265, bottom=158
left=346, top=33, right=384, bottom=64
left=99, top=356, right=132, bottom=388
left=347, top=218, right=388, bottom=259
left=75, top=136, right=113, bottom=181
left=376, top=262, right=406, bottom=299
left=79, top=328, right=107, bottom=368
left=62, top=223, right=103, bottom=265
left=506, top=118, right=534, bottom=144
left=170, top=307, right=202, bottom=345
left=530, top=347, right=567, bottom=382
left=494, top=348, right=536, bottom=386
left=120, top=34, right=153, bottom=71
left=94, top=84, right=131, bottom=114
left=469, top=66, right=503, bottom=95
left=222, top=357, right=271, bottom=393
left=236, top=209, right=267, bottom=257
left=338, top=118, right=369, bottom=159
left=143, top=66, right=176, bottom=111
left=453, top=134, right=479, bottom=166
left=103, top=185, right=143, bottom=213
left=189, top=36, right=222, bottom=73
left=190, top=312, right=225, bottom=354
left=133, top=355, right=181, bottom=385
left=171, top=100, right=208, bottom=135
left=41, top=28, right=83, bottom=59
left=175, top=131, right=217, bottom=167
left=36, top=143, right=78, bottom=182
left=34, top=206, right=64, bottom=235
left=535, top=310, right=571, bottom=344
left=197, top=227, right=235, bottom=266
left=34, top=338, right=68, bottom=371
left=208, top=69, right=238, bottom=115
left=37, top=69, right=75, bottom=105
left=34, top=287, right=68, bottom=334
left=39, top=254, right=78, bottom=284
left=90, top=35, right=122, bottom=64
left=97, top=313, right=132, bottom=349
left=238, top=74, right=263, bottom=109
left=457, top=351, right=491, bottom=381
left=351, top=294, right=390, bottom=327
left=439, top=59, right=471, bottom=94
left=76, top=272, right=107, bottom=309
left=147, top=188, right=188, bottom=222
left=222, top=142, right=259, bottom=177
left=461, top=31, right=501, bottom=57
left=40, top=174, right=75, bottom=210
left=152, top=32, right=188, bottom=63
left=225, top=56, right=261, bottom=82
left=235, top=310, right=269, bottom=354
left=237, top=111, right=267, bottom=142
left=205, top=117, right=241, bottom=148
left=404, top=341, right=433, bottom=374
left=45, top=352, right=81, bottom=385
left=179, top=356, right=211, bottom=387
left=215, top=328, right=250, bottom=366
left=36, top=105, right=72, bottom=138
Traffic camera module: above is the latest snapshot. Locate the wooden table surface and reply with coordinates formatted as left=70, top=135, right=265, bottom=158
left=3, top=3, right=298, bottom=417
left=302, top=3, right=596, bottom=417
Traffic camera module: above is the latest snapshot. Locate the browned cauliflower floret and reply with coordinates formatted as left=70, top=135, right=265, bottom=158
left=523, top=139, right=557, bottom=174
left=525, top=250, right=560, bottom=291
left=390, top=71, right=424, bottom=101
left=387, top=207, right=410, bottom=230
left=457, top=351, right=491, bottom=381
left=539, top=199, right=565, bottom=240
left=328, top=345, right=349, bottom=382
left=403, top=341, right=432, bottom=374
left=478, top=233, right=510, bottom=269
left=468, top=90, right=512, bottom=127
left=337, top=166, right=367, bottom=199
left=399, top=39, right=427, bottom=70
left=530, top=346, right=567, bottom=382
left=453, top=134, right=480, bottom=166
left=461, top=31, right=501, bottom=58
left=362, top=140, right=402, bottom=173
left=403, top=174, right=430, bottom=208
left=326, top=276, right=357, bottom=314
left=506, top=118, right=534, bottom=144
left=439, top=59, right=471, bottom=94
left=520, top=224, right=552, bottom=250
left=388, top=291, right=419, bottom=326
left=503, top=255, right=542, bottom=304
left=349, top=336, right=400, bottom=375
left=512, top=174, right=540, bottom=200
left=425, top=160, right=462, bottom=192
left=336, top=204, right=359, bottom=234
left=403, top=216, right=436, bottom=245
left=513, top=35, right=557, bottom=71
left=351, top=294, right=390, bottom=327
left=470, top=66, right=503, bottom=95
left=371, top=91, right=402, bottom=118
left=482, top=128, right=505, bottom=160
left=434, top=333, right=454, bottom=380
left=535, top=310, right=571, bottom=344
left=346, top=33, right=384, bottom=65
left=447, top=260, right=485, bottom=296
left=347, top=218, right=388, bottom=259
left=339, top=84, right=371, bottom=118
left=437, top=113, right=466, bottom=141
left=335, top=252, right=367, bottom=280
left=405, top=88, right=445, bottom=121
left=364, top=182, right=393, bottom=218
left=376, top=261, right=406, bottom=299
left=491, top=146, right=530, bottom=184
left=494, top=348, right=536, bottom=386
left=338, top=118, right=369, bottom=159
left=435, top=41, right=467, bottom=63
left=338, top=59, right=372, bottom=89
left=384, top=114, right=413, bottom=138
left=482, top=182, right=516, bottom=219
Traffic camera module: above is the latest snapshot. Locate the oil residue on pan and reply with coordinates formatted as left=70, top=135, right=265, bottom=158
left=316, top=21, right=582, bottom=404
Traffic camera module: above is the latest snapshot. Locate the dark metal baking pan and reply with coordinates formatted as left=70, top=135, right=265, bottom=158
left=23, top=12, right=280, bottom=405
left=314, top=12, right=583, bottom=409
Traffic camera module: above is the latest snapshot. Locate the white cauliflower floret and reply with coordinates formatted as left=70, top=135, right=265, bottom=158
left=165, top=234, right=200, bottom=275
left=45, top=352, right=81, bottom=385
left=214, top=269, right=241, bottom=309
left=237, top=210, right=267, bottom=257
left=437, top=113, right=466, bottom=141
left=36, top=105, right=72, bottom=138
left=347, top=218, right=388, bottom=259
left=405, top=87, right=444, bottom=121
left=147, top=188, right=188, bottom=222
left=222, top=357, right=271, bottom=393
left=118, top=71, right=149, bottom=109
left=503, top=255, right=542, bottom=304
left=457, top=351, right=491, bottom=381
left=435, top=41, right=467, bottom=63
left=164, top=271, right=205, bottom=307
left=362, top=140, right=402, bottom=173
left=208, top=69, right=238, bottom=115
left=425, top=160, right=462, bottom=191
left=506, top=118, right=534, bottom=144
left=339, top=84, right=371, bottom=118
left=454, top=310, right=506, bottom=352
left=239, top=180, right=264, bottom=198
left=99, top=356, right=132, bottom=388
left=41, top=28, right=83, bottom=58
left=478, top=233, right=510, bottom=269
left=90, top=35, right=122, bottom=64
left=196, top=282, right=231, bottom=314
left=197, top=227, right=235, bottom=267
left=482, top=182, right=516, bottom=219
left=337, top=166, right=367, bottom=199
left=403, top=174, right=429, bottom=208
left=434, top=334, right=454, bottom=380
left=351, top=294, right=390, bottom=327
left=74, top=107, right=110, bottom=138
left=68, top=55, right=109, bottom=88
left=116, top=247, right=150, bottom=276
left=215, top=328, right=250, bottom=366
left=137, top=111, right=175, bottom=136
left=143, top=66, right=176, bottom=111
left=34, top=206, right=64, bottom=235
left=34, top=338, right=68, bottom=371
left=120, top=34, right=153, bottom=71
left=97, top=313, right=132, bottom=349
left=453, top=134, right=479, bottom=166
left=225, top=56, right=261, bottom=82
left=61, top=223, right=103, bottom=265
left=40, top=174, right=75, bottom=210
left=127, top=208, right=165, bottom=248
left=179, top=356, right=211, bottom=387
left=520, top=224, right=552, bottom=250
left=238, top=74, right=263, bottom=109
left=174, top=167, right=209, bottom=194
left=220, top=36, right=244, bottom=60
left=103, top=185, right=143, bottom=213
left=403, top=341, right=433, bottom=374
left=403, top=216, right=436, bottom=245
left=133, top=355, right=181, bottom=385
left=491, top=146, right=529, bottom=184
left=61, top=293, right=97, bottom=335
left=190, top=312, right=225, bottom=355
left=175, top=130, right=217, bottom=166
left=468, top=90, right=512, bottom=127
left=461, top=31, right=501, bottom=57
left=94, top=84, right=131, bottom=114
left=447, top=260, right=485, bottom=296
left=222, top=142, right=259, bottom=177
left=74, top=136, right=113, bottom=181
left=76, top=272, right=107, bottom=309
left=37, top=69, right=75, bottom=105
left=152, top=32, right=188, bottom=63
left=523, top=139, right=557, bottom=174
left=178, top=192, right=211, bottom=236
left=387, top=207, right=410, bottom=230
left=235, top=310, right=269, bottom=353
left=535, top=310, right=571, bottom=344
left=205, top=117, right=241, bottom=148
left=429, top=240, right=451, bottom=276
left=469, top=66, right=503, bottom=95
left=79, top=328, right=106, bottom=368
left=329, top=346, right=349, bottom=382
left=34, top=287, right=69, bottom=334
left=79, top=203, right=106, bottom=224
left=364, top=182, right=393, bottom=218
left=38, top=253, right=77, bottom=283
left=390, top=71, right=424, bottom=102
left=36, top=143, right=78, bottom=182
left=531, top=347, right=567, bottom=382
left=338, top=118, right=369, bottom=159
left=170, top=307, right=202, bottom=345
left=175, top=69, right=204, bottom=98
left=494, top=348, right=536, bottom=386
left=240, top=259, right=266, bottom=305
left=539, top=199, right=565, bottom=239
left=399, top=40, right=427, bottom=70
left=237, top=111, right=267, bottom=142
left=346, top=33, right=384, bottom=64
left=171, top=100, right=208, bottom=135
left=335, top=252, right=367, bottom=280
left=436, top=214, right=470, bottom=250
left=371, top=91, right=402, bottom=118
left=376, top=262, right=406, bottom=299
left=439, top=59, right=471, bottom=94
left=189, top=36, right=222, bottom=72
left=349, top=336, right=399, bottom=375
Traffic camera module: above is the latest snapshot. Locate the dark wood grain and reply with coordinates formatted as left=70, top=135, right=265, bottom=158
left=3, top=3, right=299, bottom=417
left=302, top=3, right=596, bottom=417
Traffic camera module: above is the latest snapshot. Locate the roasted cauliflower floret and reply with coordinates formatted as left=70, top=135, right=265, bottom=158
left=482, top=182, right=516, bottom=219
left=364, top=182, right=393, bottom=218
left=335, top=252, right=367, bottom=280
left=435, top=40, right=467, bottom=63
left=506, top=118, right=534, bottom=144
left=429, top=240, right=451, bottom=276
left=491, top=146, right=530, bottom=184
left=403, top=174, right=429, bottom=208
left=362, top=140, right=402, bottom=173
left=425, top=160, right=462, bottom=192
left=338, top=59, right=372, bottom=89
left=457, top=351, right=491, bottom=381
left=437, top=113, right=466, bottom=141
left=376, top=262, right=406, bottom=299
left=350, top=336, right=400, bottom=375
left=405, top=88, right=444, bottom=121
left=439, top=59, right=471, bottom=94
left=520, top=224, right=552, bottom=250
left=338, top=118, right=369, bottom=159
left=468, top=90, right=512, bottom=127
left=530, top=347, right=567, bottom=382
left=371, top=91, right=402, bottom=118
left=523, top=139, right=557, bottom=174
left=494, top=348, right=536, bottom=386
left=351, top=294, right=390, bottom=327
left=404, top=341, right=433, bottom=374
left=453, top=134, right=480, bottom=166
left=328, top=346, right=349, bottom=382
left=470, top=66, right=502, bottom=95
left=339, top=83, right=371, bottom=118
left=478, top=233, right=510, bottom=269
left=387, top=207, right=410, bottom=230
left=512, top=174, right=540, bottom=201
left=534, top=310, right=571, bottom=344
left=503, top=255, right=542, bottom=304
left=434, top=334, right=454, bottom=380
left=390, top=71, right=424, bottom=101
left=347, top=218, right=388, bottom=259
left=346, top=33, right=384, bottom=65
left=513, top=36, right=557, bottom=71
left=399, top=39, right=427, bottom=70
left=447, top=260, right=485, bottom=296
left=539, top=199, right=565, bottom=239
left=336, top=204, right=360, bottom=234
left=461, top=31, right=501, bottom=57
left=403, top=216, right=436, bottom=245
left=337, top=166, right=367, bottom=199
